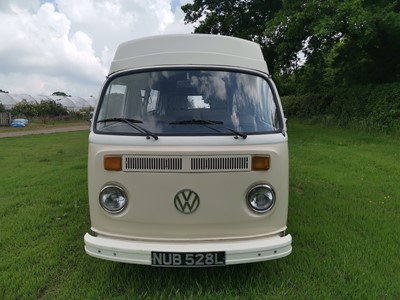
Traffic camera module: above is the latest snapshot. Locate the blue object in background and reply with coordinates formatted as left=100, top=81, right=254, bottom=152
left=10, top=118, right=29, bottom=127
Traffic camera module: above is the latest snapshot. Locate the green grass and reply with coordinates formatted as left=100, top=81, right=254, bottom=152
left=0, top=121, right=399, bottom=299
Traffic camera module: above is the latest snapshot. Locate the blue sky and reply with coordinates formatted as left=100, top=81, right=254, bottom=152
left=171, top=0, right=181, bottom=12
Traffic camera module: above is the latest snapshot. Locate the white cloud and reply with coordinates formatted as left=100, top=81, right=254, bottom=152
left=164, top=0, right=194, bottom=34
left=0, top=0, right=194, bottom=96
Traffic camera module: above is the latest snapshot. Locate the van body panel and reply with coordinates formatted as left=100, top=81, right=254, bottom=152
left=88, top=135, right=288, bottom=240
left=85, top=34, right=291, bottom=266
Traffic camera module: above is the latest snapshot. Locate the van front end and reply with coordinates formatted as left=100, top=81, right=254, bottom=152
left=84, top=135, right=291, bottom=266
left=84, top=34, right=291, bottom=266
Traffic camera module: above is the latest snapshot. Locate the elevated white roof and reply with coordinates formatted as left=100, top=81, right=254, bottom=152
left=110, top=34, right=269, bottom=75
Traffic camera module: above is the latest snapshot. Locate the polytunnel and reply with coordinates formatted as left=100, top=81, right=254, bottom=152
left=10, top=94, right=37, bottom=104
left=0, top=93, right=17, bottom=109
left=0, top=94, right=96, bottom=111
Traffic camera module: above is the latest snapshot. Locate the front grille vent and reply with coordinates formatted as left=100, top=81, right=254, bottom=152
left=191, top=156, right=250, bottom=172
left=124, top=156, right=182, bottom=172
left=123, top=155, right=251, bottom=173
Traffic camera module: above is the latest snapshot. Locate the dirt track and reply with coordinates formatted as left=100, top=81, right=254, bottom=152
left=0, top=125, right=89, bottom=138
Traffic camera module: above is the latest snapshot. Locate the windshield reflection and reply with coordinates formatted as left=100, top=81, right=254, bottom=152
left=96, top=69, right=281, bottom=136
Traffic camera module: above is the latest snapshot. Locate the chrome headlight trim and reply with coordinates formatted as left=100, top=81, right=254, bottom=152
left=247, top=184, right=276, bottom=213
left=99, top=185, right=128, bottom=214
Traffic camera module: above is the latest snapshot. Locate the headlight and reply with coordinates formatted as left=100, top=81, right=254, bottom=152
left=247, top=184, right=275, bottom=213
left=99, top=185, right=127, bottom=214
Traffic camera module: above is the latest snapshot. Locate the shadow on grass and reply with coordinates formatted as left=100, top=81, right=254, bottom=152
left=100, top=260, right=288, bottom=298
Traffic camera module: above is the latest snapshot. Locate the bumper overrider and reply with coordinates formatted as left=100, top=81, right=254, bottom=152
left=84, top=232, right=292, bottom=266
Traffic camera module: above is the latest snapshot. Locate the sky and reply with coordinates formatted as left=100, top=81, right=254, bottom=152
left=0, top=0, right=195, bottom=97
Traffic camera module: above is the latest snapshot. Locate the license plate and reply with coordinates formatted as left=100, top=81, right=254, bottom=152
left=151, top=251, right=225, bottom=267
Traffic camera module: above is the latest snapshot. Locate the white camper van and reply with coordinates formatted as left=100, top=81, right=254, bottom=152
left=84, top=34, right=291, bottom=266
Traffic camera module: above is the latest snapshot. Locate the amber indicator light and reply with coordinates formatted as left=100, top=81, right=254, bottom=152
left=252, top=156, right=270, bottom=171
left=104, top=156, right=122, bottom=171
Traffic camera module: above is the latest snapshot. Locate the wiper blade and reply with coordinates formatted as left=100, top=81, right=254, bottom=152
left=97, top=117, right=158, bottom=140
left=170, top=119, right=223, bottom=125
left=97, top=117, right=143, bottom=124
left=169, top=119, right=247, bottom=139
left=200, top=120, right=247, bottom=139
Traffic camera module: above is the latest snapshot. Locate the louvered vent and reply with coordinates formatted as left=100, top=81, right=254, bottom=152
left=123, top=155, right=251, bottom=172
left=191, top=156, right=250, bottom=172
left=124, top=156, right=182, bottom=172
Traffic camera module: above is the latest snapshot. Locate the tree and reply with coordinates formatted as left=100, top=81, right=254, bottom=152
left=11, top=100, right=38, bottom=118
left=37, top=100, right=68, bottom=119
left=182, top=0, right=283, bottom=73
left=52, top=91, right=71, bottom=97
left=10, top=99, right=68, bottom=120
left=182, top=0, right=400, bottom=91
left=267, top=0, right=400, bottom=88
left=0, top=89, right=9, bottom=93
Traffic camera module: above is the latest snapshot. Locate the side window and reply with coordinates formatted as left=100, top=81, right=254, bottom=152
left=260, top=82, right=279, bottom=129
left=98, top=84, right=127, bottom=119
left=230, top=74, right=280, bottom=131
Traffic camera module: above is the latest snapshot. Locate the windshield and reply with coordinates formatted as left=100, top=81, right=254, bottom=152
left=95, top=69, right=282, bottom=136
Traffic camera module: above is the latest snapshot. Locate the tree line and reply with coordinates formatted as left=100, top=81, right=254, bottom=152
left=0, top=100, right=91, bottom=123
left=0, top=91, right=91, bottom=123
left=182, top=0, right=400, bottom=132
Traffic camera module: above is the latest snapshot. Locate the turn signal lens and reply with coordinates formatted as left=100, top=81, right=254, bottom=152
left=252, top=156, right=270, bottom=171
left=104, top=156, right=122, bottom=171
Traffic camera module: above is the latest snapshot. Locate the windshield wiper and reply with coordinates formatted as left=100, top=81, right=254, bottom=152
left=170, top=119, right=223, bottom=125
left=170, top=119, right=247, bottom=139
left=97, top=117, right=158, bottom=140
left=98, top=117, right=143, bottom=124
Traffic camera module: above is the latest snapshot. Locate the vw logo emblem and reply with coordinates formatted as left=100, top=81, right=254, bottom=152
left=174, top=189, right=200, bottom=214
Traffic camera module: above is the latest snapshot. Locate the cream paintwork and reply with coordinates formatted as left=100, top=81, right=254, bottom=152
left=109, top=34, right=269, bottom=75
left=84, top=34, right=291, bottom=266
left=84, top=232, right=292, bottom=265
left=87, top=137, right=288, bottom=238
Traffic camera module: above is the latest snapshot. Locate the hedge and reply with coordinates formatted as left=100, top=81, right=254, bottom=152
left=281, top=82, right=400, bottom=133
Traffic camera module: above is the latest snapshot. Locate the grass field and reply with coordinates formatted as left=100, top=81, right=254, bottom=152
left=0, top=120, right=399, bottom=299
